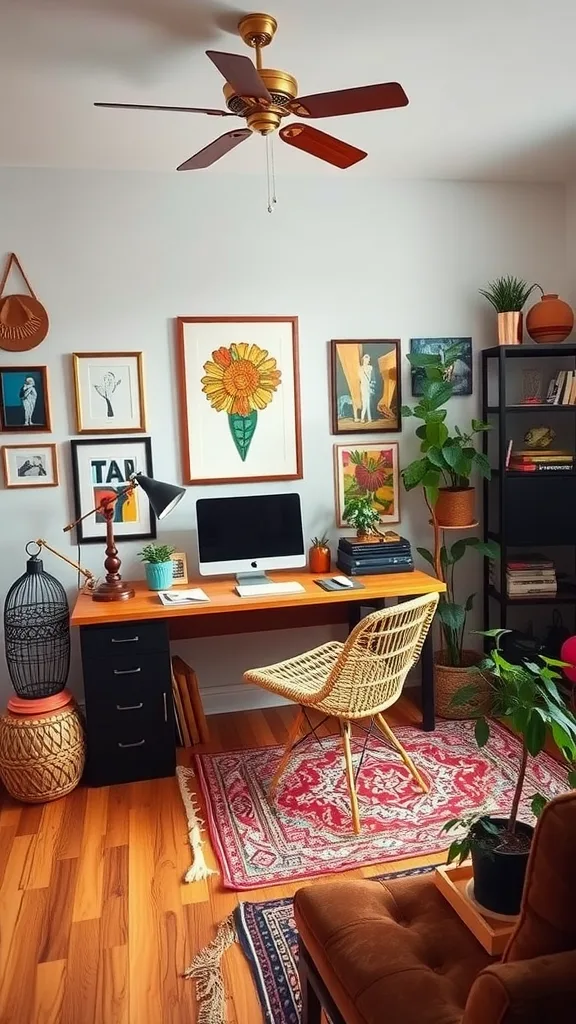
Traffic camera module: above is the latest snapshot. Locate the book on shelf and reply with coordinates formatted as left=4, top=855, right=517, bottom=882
left=546, top=369, right=576, bottom=405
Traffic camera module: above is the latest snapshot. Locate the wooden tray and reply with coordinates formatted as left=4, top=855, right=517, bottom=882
left=434, top=862, right=518, bottom=955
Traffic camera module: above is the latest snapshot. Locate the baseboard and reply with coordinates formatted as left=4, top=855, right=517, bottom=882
left=200, top=683, right=289, bottom=716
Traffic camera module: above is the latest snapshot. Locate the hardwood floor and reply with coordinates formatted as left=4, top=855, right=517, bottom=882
left=0, top=698, right=444, bottom=1024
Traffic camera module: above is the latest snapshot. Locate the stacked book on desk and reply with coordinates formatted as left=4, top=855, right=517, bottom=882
left=337, top=532, right=414, bottom=576
left=491, top=556, right=557, bottom=598
left=508, top=449, right=574, bottom=473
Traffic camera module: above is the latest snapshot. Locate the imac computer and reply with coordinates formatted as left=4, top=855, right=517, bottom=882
left=196, top=493, right=306, bottom=595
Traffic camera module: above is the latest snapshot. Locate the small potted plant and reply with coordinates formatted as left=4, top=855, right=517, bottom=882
left=309, top=534, right=331, bottom=574
left=342, top=496, right=381, bottom=540
left=138, top=543, right=176, bottom=591
left=479, top=276, right=541, bottom=345
left=443, top=631, right=576, bottom=916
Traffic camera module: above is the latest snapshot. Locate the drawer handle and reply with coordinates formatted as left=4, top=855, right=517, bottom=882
left=118, top=739, right=146, bottom=749
left=116, top=702, right=144, bottom=711
left=113, top=667, right=142, bottom=676
left=163, top=691, right=168, bottom=723
left=111, top=636, right=139, bottom=644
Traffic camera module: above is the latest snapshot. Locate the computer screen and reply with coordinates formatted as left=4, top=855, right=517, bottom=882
left=196, top=493, right=305, bottom=576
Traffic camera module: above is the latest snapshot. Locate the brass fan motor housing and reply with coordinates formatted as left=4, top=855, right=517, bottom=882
left=223, top=68, right=299, bottom=135
left=238, top=13, right=278, bottom=49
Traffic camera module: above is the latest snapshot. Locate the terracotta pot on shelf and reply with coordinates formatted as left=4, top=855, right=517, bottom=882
left=526, top=293, right=574, bottom=344
left=435, top=487, right=476, bottom=528
left=309, top=543, right=331, bottom=574
left=497, top=311, right=523, bottom=345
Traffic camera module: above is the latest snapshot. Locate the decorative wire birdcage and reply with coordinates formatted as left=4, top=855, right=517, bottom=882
left=3, top=542, right=70, bottom=699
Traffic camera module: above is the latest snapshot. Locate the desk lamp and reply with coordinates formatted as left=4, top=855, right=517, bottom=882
left=63, top=472, right=185, bottom=603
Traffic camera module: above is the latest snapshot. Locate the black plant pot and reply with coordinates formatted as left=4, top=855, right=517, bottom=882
left=470, top=817, right=534, bottom=916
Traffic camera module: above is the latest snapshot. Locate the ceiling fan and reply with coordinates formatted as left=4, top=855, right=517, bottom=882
left=95, top=12, right=409, bottom=172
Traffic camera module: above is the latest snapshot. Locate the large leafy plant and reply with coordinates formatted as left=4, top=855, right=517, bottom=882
left=444, top=632, right=576, bottom=863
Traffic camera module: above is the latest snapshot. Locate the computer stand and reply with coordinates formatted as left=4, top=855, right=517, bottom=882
left=235, top=571, right=272, bottom=588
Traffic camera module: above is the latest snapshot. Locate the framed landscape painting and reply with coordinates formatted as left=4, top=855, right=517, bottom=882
left=0, top=366, right=51, bottom=432
left=330, top=339, right=401, bottom=434
left=73, top=352, right=146, bottom=433
left=2, top=443, right=58, bottom=488
left=177, top=316, right=302, bottom=484
left=334, top=442, right=400, bottom=527
left=410, top=338, right=472, bottom=396
left=70, top=436, right=156, bottom=543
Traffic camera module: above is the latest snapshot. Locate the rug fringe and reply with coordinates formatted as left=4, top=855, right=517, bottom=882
left=184, top=913, right=237, bottom=1024
left=176, top=765, right=217, bottom=884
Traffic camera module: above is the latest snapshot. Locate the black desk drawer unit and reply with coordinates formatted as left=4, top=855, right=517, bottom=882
left=80, top=619, right=176, bottom=787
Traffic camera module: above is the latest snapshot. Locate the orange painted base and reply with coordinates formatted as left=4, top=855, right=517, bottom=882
left=7, top=689, right=73, bottom=716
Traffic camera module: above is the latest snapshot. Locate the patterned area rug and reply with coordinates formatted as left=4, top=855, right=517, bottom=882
left=194, top=720, right=566, bottom=890
left=234, top=867, right=434, bottom=1024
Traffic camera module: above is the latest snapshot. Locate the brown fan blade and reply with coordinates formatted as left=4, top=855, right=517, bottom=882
left=94, top=102, right=236, bottom=117
left=279, top=124, right=366, bottom=169
left=290, top=82, right=409, bottom=119
left=177, top=129, right=251, bottom=171
left=206, top=50, right=272, bottom=103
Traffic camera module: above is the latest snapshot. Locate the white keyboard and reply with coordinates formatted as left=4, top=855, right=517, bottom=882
left=235, top=581, right=306, bottom=598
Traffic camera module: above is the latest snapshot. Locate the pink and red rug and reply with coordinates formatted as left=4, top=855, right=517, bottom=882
left=194, top=720, right=566, bottom=890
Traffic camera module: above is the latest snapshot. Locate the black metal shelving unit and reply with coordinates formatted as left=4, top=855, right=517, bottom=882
left=481, top=343, right=576, bottom=631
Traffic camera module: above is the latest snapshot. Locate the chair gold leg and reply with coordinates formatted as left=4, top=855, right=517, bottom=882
left=268, top=708, right=305, bottom=801
left=340, top=720, right=361, bottom=835
left=375, top=713, right=429, bottom=794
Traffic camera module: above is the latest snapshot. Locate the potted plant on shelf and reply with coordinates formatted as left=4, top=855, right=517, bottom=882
left=309, top=534, right=331, bottom=574
left=138, top=543, right=176, bottom=591
left=479, top=276, right=541, bottom=345
left=443, top=631, right=576, bottom=916
left=342, top=496, right=382, bottom=540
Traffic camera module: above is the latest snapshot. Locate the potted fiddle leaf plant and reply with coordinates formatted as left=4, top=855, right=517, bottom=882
left=342, top=496, right=382, bottom=540
left=479, top=276, right=541, bottom=345
left=138, top=542, right=176, bottom=591
left=443, top=631, right=576, bottom=916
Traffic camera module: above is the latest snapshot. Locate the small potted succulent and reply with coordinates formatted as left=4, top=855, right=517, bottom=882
left=479, top=276, right=541, bottom=345
left=443, top=630, right=576, bottom=916
left=342, top=496, right=381, bottom=540
left=138, top=543, right=176, bottom=591
left=309, top=534, right=331, bottom=574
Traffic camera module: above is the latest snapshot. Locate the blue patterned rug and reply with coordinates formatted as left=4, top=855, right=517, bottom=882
left=234, top=865, right=435, bottom=1024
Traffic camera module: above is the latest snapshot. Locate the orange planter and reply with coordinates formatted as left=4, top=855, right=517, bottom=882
left=526, top=293, right=574, bottom=344
left=435, top=487, right=476, bottom=528
left=309, top=545, right=331, bottom=573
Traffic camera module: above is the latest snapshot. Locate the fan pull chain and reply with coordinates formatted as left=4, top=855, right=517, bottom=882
left=264, top=134, right=278, bottom=213
left=270, top=133, right=277, bottom=207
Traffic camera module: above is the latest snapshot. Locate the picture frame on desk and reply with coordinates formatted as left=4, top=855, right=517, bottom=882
left=70, top=436, right=156, bottom=543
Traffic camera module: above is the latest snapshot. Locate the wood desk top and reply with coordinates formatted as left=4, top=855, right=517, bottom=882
left=71, top=569, right=445, bottom=627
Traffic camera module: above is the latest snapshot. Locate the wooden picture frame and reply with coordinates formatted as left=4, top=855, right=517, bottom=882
left=72, top=351, right=146, bottom=433
left=70, top=436, right=156, bottom=544
left=176, top=316, right=303, bottom=485
left=330, top=340, right=401, bottom=434
left=0, top=365, right=51, bottom=433
left=171, top=551, right=189, bottom=585
left=334, top=441, right=400, bottom=527
left=2, top=443, right=59, bottom=488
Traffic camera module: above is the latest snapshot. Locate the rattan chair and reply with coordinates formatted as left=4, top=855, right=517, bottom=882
left=244, top=592, right=439, bottom=834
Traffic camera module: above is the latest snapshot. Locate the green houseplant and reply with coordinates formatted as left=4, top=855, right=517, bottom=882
left=479, top=276, right=541, bottom=345
left=342, top=496, right=382, bottom=539
left=443, top=631, right=576, bottom=915
left=138, top=543, right=176, bottom=591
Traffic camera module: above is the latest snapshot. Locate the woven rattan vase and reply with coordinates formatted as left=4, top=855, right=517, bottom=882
left=434, top=650, right=491, bottom=720
left=0, top=697, right=86, bottom=803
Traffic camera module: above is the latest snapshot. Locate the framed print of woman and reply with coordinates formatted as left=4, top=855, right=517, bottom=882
left=330, top=340, right=401, bottom=434
left=0, top=365, right=51, bottom=432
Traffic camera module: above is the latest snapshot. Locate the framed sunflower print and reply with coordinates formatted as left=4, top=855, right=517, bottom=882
left=176, top=316, right=303, bottom=484
left=334, top=442, right=400, bottom=527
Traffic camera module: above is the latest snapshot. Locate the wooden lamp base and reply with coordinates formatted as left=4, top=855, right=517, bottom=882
left=91, top=503, right=135, bottom=603
left=92, top=579, right=135, bottom=603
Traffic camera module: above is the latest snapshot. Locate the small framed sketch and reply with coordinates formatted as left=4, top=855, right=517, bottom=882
left=2, top=443, right=59, bottom=488
left=0, top=366, right=51, bottom=432
left=70, top=436, right=156, bottom=544
left=330, top=340, right=401, bottom=433
left=171, top=552, right=189, bottom=585
left=72, top=352, right=146, bottom=433
left=410, top=338, right=472, bottom=396
left=334, top=442, right=400, bottom=527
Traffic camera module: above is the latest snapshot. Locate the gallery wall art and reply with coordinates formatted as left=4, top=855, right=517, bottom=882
left=2, top=443, right=58, bottom=488
left=176, top=316, right=302, bottom=484
left=0, top=366, right=51, bottom=432
left=330, top=339, right=401, bottom=433
left=70, top=436, right=156, bottom=543
left=410, top=338, right=473, bottom=396
left=334, top=442, right=400, bottom=527
left=73, top=352, right=146, bottom=433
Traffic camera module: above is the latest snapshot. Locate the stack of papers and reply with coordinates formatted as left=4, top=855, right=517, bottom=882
left=157, top=589, right=210, bottom=606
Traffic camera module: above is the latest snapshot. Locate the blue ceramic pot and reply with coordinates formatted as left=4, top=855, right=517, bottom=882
left=145, top=561, right=173, bottom=591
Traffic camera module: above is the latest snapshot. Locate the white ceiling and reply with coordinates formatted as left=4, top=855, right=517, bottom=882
left=1, top=0, right=576, bottom=180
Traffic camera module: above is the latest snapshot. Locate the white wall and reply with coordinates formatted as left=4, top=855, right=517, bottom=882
left=0, top=169, right=568, bottom=711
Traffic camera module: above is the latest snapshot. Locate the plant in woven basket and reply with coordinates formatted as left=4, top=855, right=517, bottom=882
left=342, top=496, right=381, bottom=538
left=479, top=277, right=541, bottom=313
left=138, top=543, right=175, bottom=563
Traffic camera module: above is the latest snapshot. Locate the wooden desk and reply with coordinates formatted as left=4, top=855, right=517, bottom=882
left=72, top=569, right=445, bottom=785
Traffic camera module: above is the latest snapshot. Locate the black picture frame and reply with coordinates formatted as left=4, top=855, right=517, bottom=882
left=410, top=338, right=473, bottom=397
left=70, top=436, right=156, bottom=544
left=329, top=340, right=402, bottom=434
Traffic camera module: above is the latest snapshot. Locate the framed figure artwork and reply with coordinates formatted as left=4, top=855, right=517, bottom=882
left=70, top=436, right=156, bottom=544
left=176, top=316, right=303, bottom=485
left=334, top=442, right=400, bottom=527
left=0, top=366, right=51, bottom=432
left=2, top=443, right=59, bottom=488
left=73, top=352, right=146, bottom=433
left=330, top=339, right=401, bottom=434
left=410, top=338, right=472, bottom=396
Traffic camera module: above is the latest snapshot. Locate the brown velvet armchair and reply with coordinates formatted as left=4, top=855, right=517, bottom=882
left=294, top=789, right=576, bottom=1024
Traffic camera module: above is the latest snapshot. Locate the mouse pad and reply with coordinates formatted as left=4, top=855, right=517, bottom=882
left=314, top=578, right=366, bottom=592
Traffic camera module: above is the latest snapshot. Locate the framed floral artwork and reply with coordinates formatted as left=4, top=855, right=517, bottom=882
left=330, top=340, right=401, bottom=434
left=72, top=352, right=146, bottom=433
left=70, top=436, right=156, bottom=544
left=0, top=366, right=51, bottom=432
left=176, top=316, right=303, bottom=484
left=334, top=442, right=400, bottom=527
left=2, top=443, right=59, bottom=488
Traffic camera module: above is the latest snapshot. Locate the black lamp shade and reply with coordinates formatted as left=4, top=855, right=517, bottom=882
left=134, top=473, right=185, bottom=520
